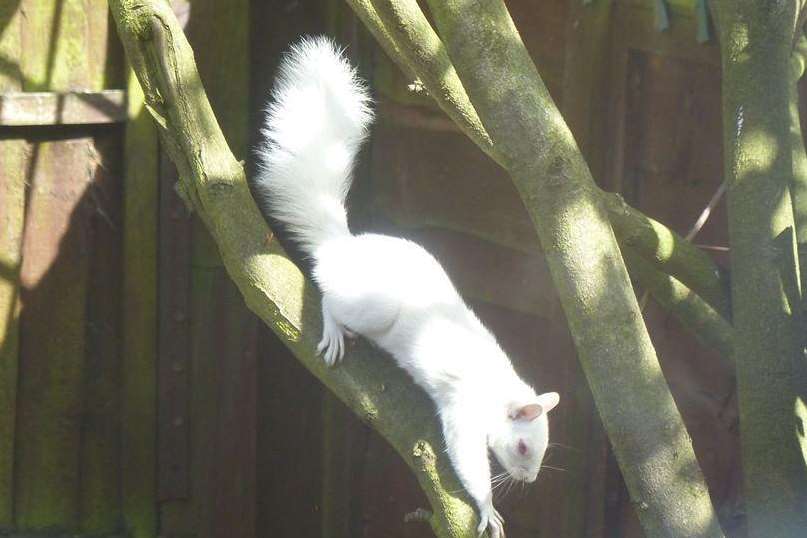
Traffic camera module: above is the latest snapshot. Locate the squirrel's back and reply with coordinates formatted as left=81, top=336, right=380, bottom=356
left=253, top=36, right=372, bottom=254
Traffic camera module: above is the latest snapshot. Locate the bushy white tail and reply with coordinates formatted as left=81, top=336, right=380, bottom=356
left=253, top=36, right=372, bottom=254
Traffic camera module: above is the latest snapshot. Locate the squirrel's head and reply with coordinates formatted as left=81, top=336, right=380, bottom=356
left=488, top=391, right=560, bottom=483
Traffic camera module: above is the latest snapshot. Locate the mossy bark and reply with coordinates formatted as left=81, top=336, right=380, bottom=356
left=354, top=0, right=729, bottom=322
left=107, top=1, right=479, bottom=536
left=712, top=1, right=807, bottom=535
left=421, top=1, right=724, bottom=536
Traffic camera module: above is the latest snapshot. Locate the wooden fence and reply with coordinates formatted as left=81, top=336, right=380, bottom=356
left=0, top=0, right=783, bottom=537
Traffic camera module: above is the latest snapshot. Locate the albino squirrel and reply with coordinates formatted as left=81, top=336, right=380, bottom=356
left=253, top=36, right=559, bottom=538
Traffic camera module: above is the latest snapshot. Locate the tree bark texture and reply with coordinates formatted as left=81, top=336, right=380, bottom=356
left=712, top=1, right=807, bottom=535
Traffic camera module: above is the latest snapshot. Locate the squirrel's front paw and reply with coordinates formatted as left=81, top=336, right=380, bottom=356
left=477, top=499, right=505, bottom=538
left=317, top=318, right=345, bottom=366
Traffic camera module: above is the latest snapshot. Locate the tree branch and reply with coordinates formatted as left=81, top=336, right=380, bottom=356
left=417, top=1, right=724, bottom=536
left=107, top=1, right=480, bottom=536
left=353, top=0, right=731, bottom=321
left=348, top=0, right=495, bottom=162
left=624, top=252, right=734, bottom=361
left=603, top=193, right=731, bottom=318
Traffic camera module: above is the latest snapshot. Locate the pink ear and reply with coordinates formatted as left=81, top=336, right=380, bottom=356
left=511, top=403, right=542, bottom=422
left=509, top=393, right=560, bottom=421
left=537, top=392, right=560, bottom=413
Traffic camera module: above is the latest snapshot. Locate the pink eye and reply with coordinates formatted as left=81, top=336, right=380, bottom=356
left=517, top=439, right=528, bottom=456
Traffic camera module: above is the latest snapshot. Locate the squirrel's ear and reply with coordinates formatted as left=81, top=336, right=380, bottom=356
left=508, top=392, right=560, bottom=422
left=510, top=403, right=542, bottom=422
left=536, top=392, right=560, bottom=414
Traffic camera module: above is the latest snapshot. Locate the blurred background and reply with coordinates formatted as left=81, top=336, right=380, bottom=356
left=0, top=1, right=771, bottom=537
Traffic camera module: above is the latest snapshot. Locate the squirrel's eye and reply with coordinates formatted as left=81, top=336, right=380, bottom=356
left=517, top=439, right=528, bottom=456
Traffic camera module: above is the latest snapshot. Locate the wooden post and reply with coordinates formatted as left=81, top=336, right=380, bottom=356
left=120, top=73, right=159, bottom=538
left=0, top=0, right=24, bottom=527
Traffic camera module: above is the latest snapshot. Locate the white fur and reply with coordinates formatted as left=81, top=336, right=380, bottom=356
left=254, top=36, right=372, bottom=252
left=255, top=36, right=559, bottom=538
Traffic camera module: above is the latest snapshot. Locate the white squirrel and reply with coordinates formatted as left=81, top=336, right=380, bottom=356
left=253, top=36, right=559, bottom=538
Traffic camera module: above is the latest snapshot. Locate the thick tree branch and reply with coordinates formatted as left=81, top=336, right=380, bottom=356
left=353, top=0, right=730, bottom=321
left=107, top=1, right=480, bottom=536
left=417, top=1, right=724, bottom=536
left=712, top=1, right=807, bottom=535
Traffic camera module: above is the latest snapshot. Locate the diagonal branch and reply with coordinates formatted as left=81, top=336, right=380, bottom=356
left=418, top=0, right=725, bottom=536
left=624, top=251, right=734, bottom=361
left=603, top=192, right=731, bottom=318
left=107, top=1, right=480, bottom=536
left=354, top=0, right=731, bottom=320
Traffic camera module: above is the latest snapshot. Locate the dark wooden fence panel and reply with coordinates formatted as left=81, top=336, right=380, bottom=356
left=0, top=0, right=127, bottom=534
left=15, top=137, right=92, bottom=530
left=80, top=132, right=124, bottom=534
left=0, top=1, right=757, bottom=537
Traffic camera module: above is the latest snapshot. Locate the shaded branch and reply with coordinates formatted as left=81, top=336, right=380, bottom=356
left=604, top=193, right=731, bottom=318
left=107, top=1, right=480, bottom=536
left=418, top=0, right=724, bottom=536
left=624, top=252, right=734, bottom=361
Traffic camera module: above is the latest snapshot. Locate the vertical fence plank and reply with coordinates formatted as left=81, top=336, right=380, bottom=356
left=120, top=74, right=159, bottom=538
left=181, top=1, right=257, bottom=537
left=157, top=154, right=192, bottom=502
left=187, top=239, right=220, bottom=538
left=321, top=394, right=369, bottom=538
left=0, top=140, right=25, bottom=530
left=212, top=279, right=258, bottom=538
left=79, top=135, right=123, bottom=534
left=14, top=0, right=99, bottom=531
left=15, top=0, right=117, bottom=531
left=78, top=1, right=125, bottom=532
left=257, top=330, right=324, bottom=538
left=0, top=0, right=24, bottom=528
left=15, top=138, right=92, bottom=530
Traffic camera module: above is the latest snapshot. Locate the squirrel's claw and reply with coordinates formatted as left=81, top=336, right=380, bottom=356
left=318, top=315, right=346, bottom=366
left=477, top=503, right=505, bottom=538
